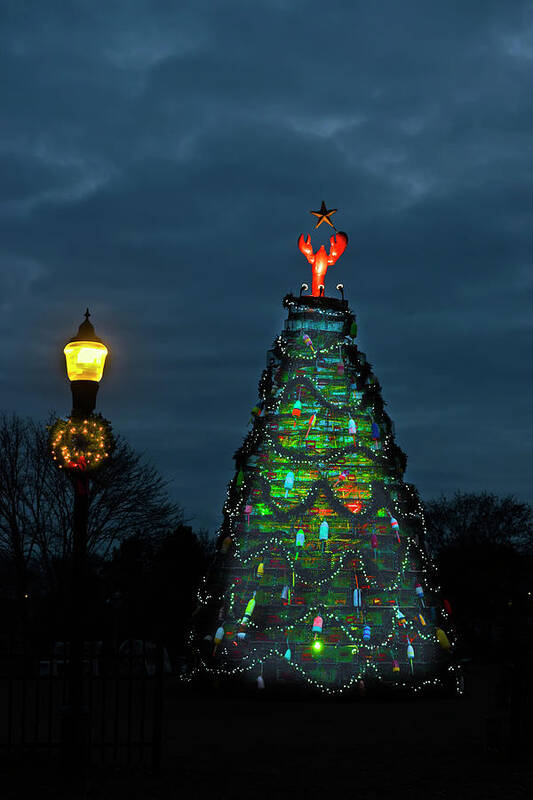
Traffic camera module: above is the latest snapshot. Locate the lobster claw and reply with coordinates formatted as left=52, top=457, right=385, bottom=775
left=298, top=233, right=315, bottom=264
left=327, top=231, right=348, bottom=265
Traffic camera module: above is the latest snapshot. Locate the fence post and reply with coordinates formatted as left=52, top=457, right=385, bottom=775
left=151, top=638, right=164, bottom=774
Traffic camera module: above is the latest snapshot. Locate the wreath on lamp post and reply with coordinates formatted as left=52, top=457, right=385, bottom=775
left=49, top=413, right=115, bottom=472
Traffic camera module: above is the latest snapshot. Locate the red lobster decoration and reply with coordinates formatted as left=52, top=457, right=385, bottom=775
left=298, top=231, right=348, bottom=297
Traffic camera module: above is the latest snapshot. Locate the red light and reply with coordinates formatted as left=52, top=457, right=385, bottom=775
left=298, top=232, right=348, bottom=296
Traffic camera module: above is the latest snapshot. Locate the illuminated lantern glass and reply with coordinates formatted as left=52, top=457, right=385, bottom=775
left=64, top=309, right=108, bottom=382
left=64, top=340, right=108, bottom=382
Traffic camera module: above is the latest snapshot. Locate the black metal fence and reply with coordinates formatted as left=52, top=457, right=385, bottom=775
left=0, top=638, right=167, bottom=771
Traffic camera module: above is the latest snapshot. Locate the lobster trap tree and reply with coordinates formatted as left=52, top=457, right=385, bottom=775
left=191, top=205, right=458, bottom=694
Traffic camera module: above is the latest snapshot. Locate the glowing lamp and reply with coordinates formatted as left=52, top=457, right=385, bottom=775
left=64, top=309, right=109, bottom=417
left=312, top=640, right=323, bottom=653
left=64, top=341, right=107, bottom=382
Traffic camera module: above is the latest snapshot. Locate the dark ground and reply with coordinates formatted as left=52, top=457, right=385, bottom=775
left=1, top=662, right=532, bottom=799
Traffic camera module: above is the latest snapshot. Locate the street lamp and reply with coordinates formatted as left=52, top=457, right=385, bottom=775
left=57, top=309, right=110, bottom=773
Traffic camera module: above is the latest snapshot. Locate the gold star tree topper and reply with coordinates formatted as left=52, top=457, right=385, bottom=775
left=310, top=200, right=337, bottom=230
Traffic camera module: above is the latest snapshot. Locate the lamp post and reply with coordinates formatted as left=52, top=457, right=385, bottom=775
left=60, top=309, right=109, bottom=771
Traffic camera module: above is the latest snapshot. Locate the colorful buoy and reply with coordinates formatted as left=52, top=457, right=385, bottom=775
left=284, top=471, right=295, bottom=497
left=302, top=333, right=316, bottom=353
left=241, top=593, right=256, bottom=625
left=436, top=628, right=451, bottom=651
left=312, top=615, right=323, bottom=633
left=212, top=626, right=225, bottom=656
left=407, top=641, right=415, bottom=674
left=305, top=414, right=316, bottom=440
left=388, top=511, right=401, bottom=543
left=415, top=581, right=425, bottom=607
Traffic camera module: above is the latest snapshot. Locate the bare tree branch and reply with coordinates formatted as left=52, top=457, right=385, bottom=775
left=0, top=412, right=183, bottom=595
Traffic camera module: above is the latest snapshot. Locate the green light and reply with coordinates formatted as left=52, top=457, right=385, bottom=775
left=255, top=503, right=272, bottom=516
left=312, top=640, right=323, bottom=652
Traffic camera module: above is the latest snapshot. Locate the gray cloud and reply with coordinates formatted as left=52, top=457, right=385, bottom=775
left=1, top=0, right=533, bottom=529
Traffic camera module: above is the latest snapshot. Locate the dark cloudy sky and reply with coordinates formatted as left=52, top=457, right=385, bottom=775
left=1, top=1, right=533, bottom=532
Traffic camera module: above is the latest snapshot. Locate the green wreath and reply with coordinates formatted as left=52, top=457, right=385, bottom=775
left=49, top=413, right=114, bottom=471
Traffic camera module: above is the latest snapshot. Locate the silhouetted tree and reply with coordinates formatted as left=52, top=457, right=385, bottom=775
left=102, top=526, right=215, bottom=656
left=424, top=491, right=533, bottom=557
left=0, top=412, right=183, bottom=604
left=424, top=492, right=533, bottom=658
